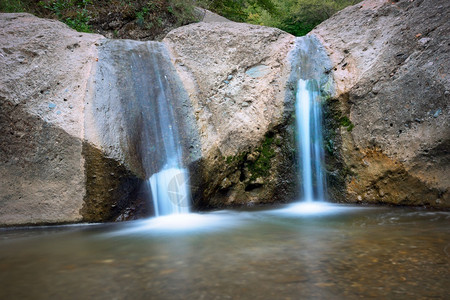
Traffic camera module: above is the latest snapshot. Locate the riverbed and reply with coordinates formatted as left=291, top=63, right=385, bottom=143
left=1, top=203, right=449, bottom=299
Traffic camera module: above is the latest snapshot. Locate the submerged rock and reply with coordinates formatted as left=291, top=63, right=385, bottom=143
left=312, top=0, right=449, bottom=207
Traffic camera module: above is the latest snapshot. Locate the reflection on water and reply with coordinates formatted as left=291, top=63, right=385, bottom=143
left=1, top=204, right=449, bottom=299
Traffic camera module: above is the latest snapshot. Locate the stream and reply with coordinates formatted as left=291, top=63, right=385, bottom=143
left=1, top=203, right=448, bottom=299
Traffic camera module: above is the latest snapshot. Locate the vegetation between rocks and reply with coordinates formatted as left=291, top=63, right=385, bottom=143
left=0, top=0, right=201, bottom=39
left=200, top=0, right=362, bottom=36
left=2, top=0, right=363, bottom=37
left=225, top=133, right=279, bottom=185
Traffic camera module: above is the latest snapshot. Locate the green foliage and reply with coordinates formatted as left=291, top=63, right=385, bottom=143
left=133, top=0, right=198, bottom=29
left=0, top=0, right=27, bottom=12
left=199, top=0, right=361, bottom=36
left=167, top=0, right=199, bottom=25
left=5, top=0, right=200, bottom=35
left=225, top=152, right=247, bottom=165
left=38, top=0, right=92, bottom=32
left=64, top=8, right=91, bottom=32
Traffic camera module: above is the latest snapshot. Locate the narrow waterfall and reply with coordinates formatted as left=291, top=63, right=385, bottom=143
left=295, top=79, right=326, bottom=201
left=145, top=45, right=191, bottom=216
left=292, top=36, right=332, bottom=202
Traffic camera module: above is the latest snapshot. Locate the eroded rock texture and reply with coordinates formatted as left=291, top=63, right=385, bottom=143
left=164, top=23, right=298, bottom=207
left=0, top=13, right=143, bottom=225
left=312, top=0, right=449, bottom=207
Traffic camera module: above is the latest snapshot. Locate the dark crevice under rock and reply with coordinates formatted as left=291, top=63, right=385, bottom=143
left=80, top=142, right=148, bottom=222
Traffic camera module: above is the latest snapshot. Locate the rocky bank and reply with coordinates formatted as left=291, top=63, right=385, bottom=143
left=164, top=22, right=297, bottom=208
left=312, top=0, right=449, bottom=207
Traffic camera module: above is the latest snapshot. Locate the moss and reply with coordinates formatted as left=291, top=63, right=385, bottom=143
left=325, top=106, right=355, bottom=133
left=225, top=152, right=247, bottom=165
left=222, top=134, right=277, bottom=183
left=337, top=116, right=354, bottom=132
left=339, top=116, right=351, bottom=127
left=247, top=135, right=276, bottom=181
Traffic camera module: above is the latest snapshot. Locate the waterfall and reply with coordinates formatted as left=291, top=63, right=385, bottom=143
left=91, top=40, right=196, bottom=217
left=145, top=79, right=191, bottom=217
left=293, top=36, right=331, bottom=202
left=138, top=43, right=191, bottom=216
left=296, top=79, right=326, bottom=201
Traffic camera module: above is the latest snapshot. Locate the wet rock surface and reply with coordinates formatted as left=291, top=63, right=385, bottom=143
left=312, top=0, right=450, bottom=207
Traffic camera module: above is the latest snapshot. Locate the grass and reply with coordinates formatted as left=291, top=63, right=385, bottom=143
left=0, top=0, right=27, bottom=12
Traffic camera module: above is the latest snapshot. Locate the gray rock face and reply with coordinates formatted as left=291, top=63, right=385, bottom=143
left=0, top=13, right=99, bottom=225
left=312, top=0, right=449, bottom=207
left=2, top=0, right=448, bottom=225
left=1, top=13, right=296, bottom=225
left=0, top=13, right=144, bottom=225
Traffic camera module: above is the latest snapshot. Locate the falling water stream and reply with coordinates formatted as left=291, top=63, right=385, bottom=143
left=142, top=45, right=191, bottom=217
left=135, top=42, right=191, bottom=216
left=296, top=79, right=326, bottom=202
left=292, top=35, right=331, bottom=204
left=88, top=39, right=196, bottom=217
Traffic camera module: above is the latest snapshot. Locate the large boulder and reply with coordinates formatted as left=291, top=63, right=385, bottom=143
left=312, top=0, right=449, bottom=207
left=164, top=22, right=298, bottom=207
left=2, top=0, right=448, bottom=226
left=0, top=13, right=144, bottom=226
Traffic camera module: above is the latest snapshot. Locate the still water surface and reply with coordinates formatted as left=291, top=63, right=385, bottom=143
left=1, top=203, right=449, bottom=299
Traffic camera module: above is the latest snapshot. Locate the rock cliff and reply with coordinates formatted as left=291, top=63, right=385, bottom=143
left=312, top=0, right=449, bottom=207
left=0, top=13, right=145, bottom=225
left=1, top=0, right=448, bottom=226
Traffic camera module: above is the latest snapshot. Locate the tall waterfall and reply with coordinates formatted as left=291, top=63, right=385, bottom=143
left=293, top=36, right=332, bottom=202
left=144, top=44, right=191, bottom=216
